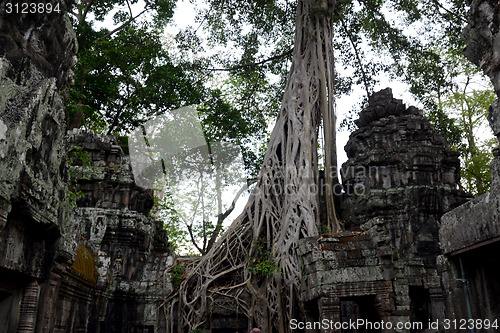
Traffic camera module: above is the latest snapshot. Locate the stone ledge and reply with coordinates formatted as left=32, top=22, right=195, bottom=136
left=440, top=189, right=500, bottom=254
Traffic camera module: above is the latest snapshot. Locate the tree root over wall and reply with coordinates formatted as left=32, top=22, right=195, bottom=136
left=164, top=1, right=340, bottom=331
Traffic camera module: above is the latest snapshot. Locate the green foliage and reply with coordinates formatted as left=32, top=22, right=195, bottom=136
left=426, top=108, right=462, bottom=148
left=248, top=243, right=280, bottom=278
left=69, top=23, right=206, bottom=134
left=461, top=141, right=494, bottom=195
left=66, top=145, right=94, bottom=206
left=170, top=264, right=186, bottom=291
left=317, top=224, right=330, bottom=235
left=442, top=87, right=497, bottom=195
left=151, top=190, right=189, bottom=253
left=189, top=0, right=471, bottom=136
left=68, top=0, right=271, bottom=180
left=412, top=44, right=498, bottom=196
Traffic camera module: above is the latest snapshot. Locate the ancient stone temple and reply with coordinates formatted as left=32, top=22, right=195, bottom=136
left=59, top=129, right=173, bottom=332
left=1, top=0, right=500, bottom=331
left=0, top=2, right=173, bottom=332
left=300, top=88, right=469, bottom=331
left=0, top=0, right=79, bottom=331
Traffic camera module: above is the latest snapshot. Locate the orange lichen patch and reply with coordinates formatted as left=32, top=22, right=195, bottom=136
left=69, top=244, right=99, bottom=287
left=338, top=236, right=357, bottom=245
left=338, top=231, right=367, bottom=244
left=318, top=231, right=368, bottom=251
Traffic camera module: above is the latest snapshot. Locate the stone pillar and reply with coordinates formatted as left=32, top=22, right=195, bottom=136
left=390, top=280, right=411, bottom=332
left=429, top=287, right=445, bottom=330
left=426, top=274, right=445, bottom=325
left=36, top=269, right=63, bottom=333
left=319, top=296, right=340, bottom=333
left=17, top=281, right=40, bottom=333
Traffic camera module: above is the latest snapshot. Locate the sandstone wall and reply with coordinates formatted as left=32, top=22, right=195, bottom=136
left=301, top=89, right=468, bottom=331
left=0, top=2, right=79, bottom=332
left=0, top=4, right=174, bottom=332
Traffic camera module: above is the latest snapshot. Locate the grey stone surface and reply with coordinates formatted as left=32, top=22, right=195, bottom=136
left=487, top=99, right=500, bottom=137
left=0, top=1, right=76, bottom=229
left=301, top=89, right=467, bottom=330
left=0, top=5, right=174, bottom=331
left=342, top=88, right=468, bottom=230
left=0, top=1, right=81, bottom=332
left=440, top=190, right=500, bottom=254
left=463, top=0, right=500, bottom=95
left=56, top=130, right=174, bottom=332
left=67, top=129, right=154, bottom=213
left=0, top=0, right=78, bottom=271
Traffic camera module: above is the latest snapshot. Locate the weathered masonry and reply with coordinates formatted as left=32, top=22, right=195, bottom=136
left=300, top=88, right=469, bottom=332
left=1, top=0, right=500, bottom=332
left=439, top=0, right=500, bottom=327
left=0, top=2, right=173, bottom=332
left=0, top=0, right=79, bottom=331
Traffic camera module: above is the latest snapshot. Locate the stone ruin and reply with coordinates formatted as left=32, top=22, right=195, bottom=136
left=438, top=0, right=500, bottom=325
left=300, top=88, right=469, bottom=330
left=1, top=0, right=500, bottom=332
left=60, top=129, right=173, bottom=332
left=0, top=2, right=173, bottom=331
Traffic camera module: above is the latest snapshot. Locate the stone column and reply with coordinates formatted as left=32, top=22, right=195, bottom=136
left=429, top=283, right=446, bottom=327
left=17, top=281, right=40, bottom=333
left=319, top=296, right=340, bottom=333
left=36, top=268, right=63, bottom=333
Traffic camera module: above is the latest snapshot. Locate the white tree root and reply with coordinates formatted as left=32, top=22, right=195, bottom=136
left=167, top=1, right=340, bottom=331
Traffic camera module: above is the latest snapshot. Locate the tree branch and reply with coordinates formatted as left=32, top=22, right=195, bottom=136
left=200, top=48, right=293, bottom=72
left=432, top=0, right=467, bottom=24
left=357, top=0, right=410, bottom=48
left=205, top=181, right=254, bottom=252
left=93, top=8, right=150, bottom=44
left=338, top=14, right=370, bottom=98
left=126, top=0, right=133, bottom=18
left=187, top=224, right=205, bottom=254
left=82, top=0, right=94, bottom=22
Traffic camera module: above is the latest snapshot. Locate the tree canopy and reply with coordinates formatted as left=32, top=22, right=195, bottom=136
left=185, top=0, right=495, bottom=194
left=68, top=0, right=496, bottom=261
left=66, top=0, right=498, bottom=330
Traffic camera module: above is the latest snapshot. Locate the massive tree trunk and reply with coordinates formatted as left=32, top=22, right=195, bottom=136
left=172, top=0, right=339, bottom=331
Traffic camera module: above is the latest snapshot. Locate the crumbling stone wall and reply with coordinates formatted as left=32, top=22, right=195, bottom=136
left=301, top=89, right=468, bottom=332
left=0, top=1, right=79, bottom=332
left=0, top=3, right=174, bottom=332
left=463, top=0, right=500, bottom=96
left=439, top=0, right=500, bottom=327
left=64, top=129, right=173, bottom=332
left=0, top=0, right=77, bottom=252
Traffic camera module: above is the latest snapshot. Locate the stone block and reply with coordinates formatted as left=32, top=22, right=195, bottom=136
left=488, top=99, right=500, bottom=138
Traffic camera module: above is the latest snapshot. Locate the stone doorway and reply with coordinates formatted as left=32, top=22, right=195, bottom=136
left=0, top=269, right=33, bottom=333
left=0, top=287, right=17, bottom=333
left=409, top=286, right=431, bottom=328
left=340, top=296, right=382, bottom=333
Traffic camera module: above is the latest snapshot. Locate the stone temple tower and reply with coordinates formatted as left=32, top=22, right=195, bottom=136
left=300, top=88, right=468, bottom=331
